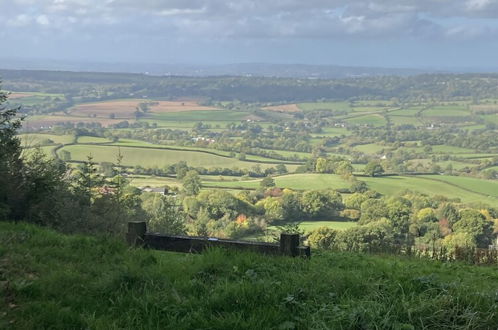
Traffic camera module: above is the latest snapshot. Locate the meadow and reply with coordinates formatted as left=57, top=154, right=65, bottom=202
left=205, top=173, right=352, bottom=191
left=2, top=222, right=498, bottom=329
left=58, top=144, right=298, bottom=170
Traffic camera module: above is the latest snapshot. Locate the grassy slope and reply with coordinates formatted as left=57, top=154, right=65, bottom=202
left=362, top=175, right=498, bottom=206
left=58, top=144, right=295, bottom=170
left=1, top=222, right=498, bottom=329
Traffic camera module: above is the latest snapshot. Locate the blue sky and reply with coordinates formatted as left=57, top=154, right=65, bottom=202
left=2, top=0, right=498, bottom=68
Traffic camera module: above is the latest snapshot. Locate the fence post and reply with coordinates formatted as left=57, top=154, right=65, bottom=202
left=280, top=233, right=300, bottom=257
left=127, top=221, right=146, bottom=247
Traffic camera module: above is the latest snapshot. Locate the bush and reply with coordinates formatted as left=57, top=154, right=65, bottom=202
left=307, top=227, right=338, bottom=249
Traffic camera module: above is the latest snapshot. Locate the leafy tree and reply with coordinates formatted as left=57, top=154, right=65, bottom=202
left=359, top=199, right=388, bottom=225
left=260, top=176, right=276, bottom=189
left=300, top=190, right=343, bottom=220
left=344, top=193, right=370, bottom=210
left=307, top=227, right=338, bottom=249
left=350, top=180, right=368, bottom=193
left=0, top=88, right=23, bottom=220
left=182, top=170, right=202, bottom=196
left=453, top=209, right=494, bottom=248
left=276, top=164, right=288, bottom=175
left=141, top=193, right=185, bottom=234
left=256, top=197, right=284, bottom=222
left=364, top=161, right=384, bottom=177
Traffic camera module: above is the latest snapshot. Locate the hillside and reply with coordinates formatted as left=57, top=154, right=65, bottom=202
left=1, top=222, right=497, bottom=329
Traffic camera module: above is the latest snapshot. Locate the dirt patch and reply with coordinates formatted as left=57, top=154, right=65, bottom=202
left=8, top=93, right=34, bottom=99
left=69, top=99, right=219, bottom=119
left=262, top=104, right=301, bottom=113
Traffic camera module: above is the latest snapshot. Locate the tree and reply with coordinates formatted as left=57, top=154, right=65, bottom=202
left=260, top=176, right=275, bottom=189
left=256, top=197, right=284, bottom=222
left=308, top=227, right=338, bottom=249
left=300, top=190, right=344, bottom=220
left=364, top=161, right=384, bottom=177
left=359, top=199, right=388, bottom=225
left=141, top=193, right=185, bottom=234
left=182, top=170, right=202, bottom=196
left=276, top=164, right=288, bottom=175
left=0, top=88, right=23, bottom=220
left=453, top=209, right=494, bottom=248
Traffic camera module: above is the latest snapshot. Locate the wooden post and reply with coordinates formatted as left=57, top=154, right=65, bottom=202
left=280, top=233, right=300, bottom=257
left=127, top=221, right=146, bottom=247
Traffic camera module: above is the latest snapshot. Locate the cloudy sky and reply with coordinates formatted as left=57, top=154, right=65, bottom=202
left=2, top=0, right=498, bottom=68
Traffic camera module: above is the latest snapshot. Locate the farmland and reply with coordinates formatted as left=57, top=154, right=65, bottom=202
left=7, top=70, right=498, bottom=242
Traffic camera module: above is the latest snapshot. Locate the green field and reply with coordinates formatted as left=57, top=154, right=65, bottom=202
left=59, top=144, right=297, bottom=170
left=431, top=145, right=476, bottom=154
left=150, top=110, right=249, bottom=122
left=205, top=173, right=351, bottom=190
left=362, top=175, right=498, bottom=206
left=418, top=175, right=498, bottom=197
left=19, top=133, right=74, bottom=146
left=77, top=136, right=112, bottom=144
left=423, top=106, right=470, bottom=117
left=389, top=115, right=422, bottom=126
left=353, top=143, right=386, bottom=154
left=275, top=220, right=357, bottom=232
left=346, top=114, right=387, bottom=127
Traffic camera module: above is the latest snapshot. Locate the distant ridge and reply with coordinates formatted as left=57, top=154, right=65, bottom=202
left=0, top=58, right=434, bottom=78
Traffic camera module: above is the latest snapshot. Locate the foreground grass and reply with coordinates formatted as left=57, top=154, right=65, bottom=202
left=1, top=222, right=498, bottom=329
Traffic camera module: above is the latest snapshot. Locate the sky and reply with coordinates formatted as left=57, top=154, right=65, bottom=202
left=1, top=0, right=498, bottom=69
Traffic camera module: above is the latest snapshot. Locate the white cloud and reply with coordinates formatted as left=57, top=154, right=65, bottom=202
left=36, top=15, right=50, bottom=26
left=2, top=0, right=498, bottom=40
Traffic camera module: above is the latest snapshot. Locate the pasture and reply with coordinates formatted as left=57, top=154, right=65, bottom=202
left=362, top=175, right=498, bottom=206
left=58, top=144, right=297, bottom=170
left=345, top=114, right=387, bottom=127
left=19, top=133, right=74, bottom=146
left=205, top=173, right=352, bottom=190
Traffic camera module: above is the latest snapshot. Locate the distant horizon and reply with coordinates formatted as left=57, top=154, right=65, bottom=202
left=3, top=57, right=498, bottom=78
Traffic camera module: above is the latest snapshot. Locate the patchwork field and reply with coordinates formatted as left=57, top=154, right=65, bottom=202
left=69, top=99, right=218, bottom=118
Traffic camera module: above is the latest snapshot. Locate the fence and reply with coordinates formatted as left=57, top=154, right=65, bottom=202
left=126, top=221, right=311, bottom=258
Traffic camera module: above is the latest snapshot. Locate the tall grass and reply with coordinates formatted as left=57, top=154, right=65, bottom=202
left=1, top=222, right=497, bottom=329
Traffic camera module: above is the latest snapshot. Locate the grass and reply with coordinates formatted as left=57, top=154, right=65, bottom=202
left=2, top=222, right=498, bottom=329
left=353, top=143, right=386, bottom=154
left=77, top=136, right=112, bottom=144
left=418, top=175, right=498, bottom=198
left=205, top=173, right=352, bottom=190
left=275, top=220, right=358, bottom=232
left=345, top=114, right=387, bottom=127
left=431, top=145, right=475, bottom=154
left=58, top=145, right=295, bottom=170
left=19, top=133, right=74, bottom=146
left=298, top=101, right=352, bottom=112
left=423, top=106, right=470, bottom=117
left=111, top=139, right=302, bottom=163
left=361, top=175, right=498, bottom=206
left=150, top=110, right=248, bottom=122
